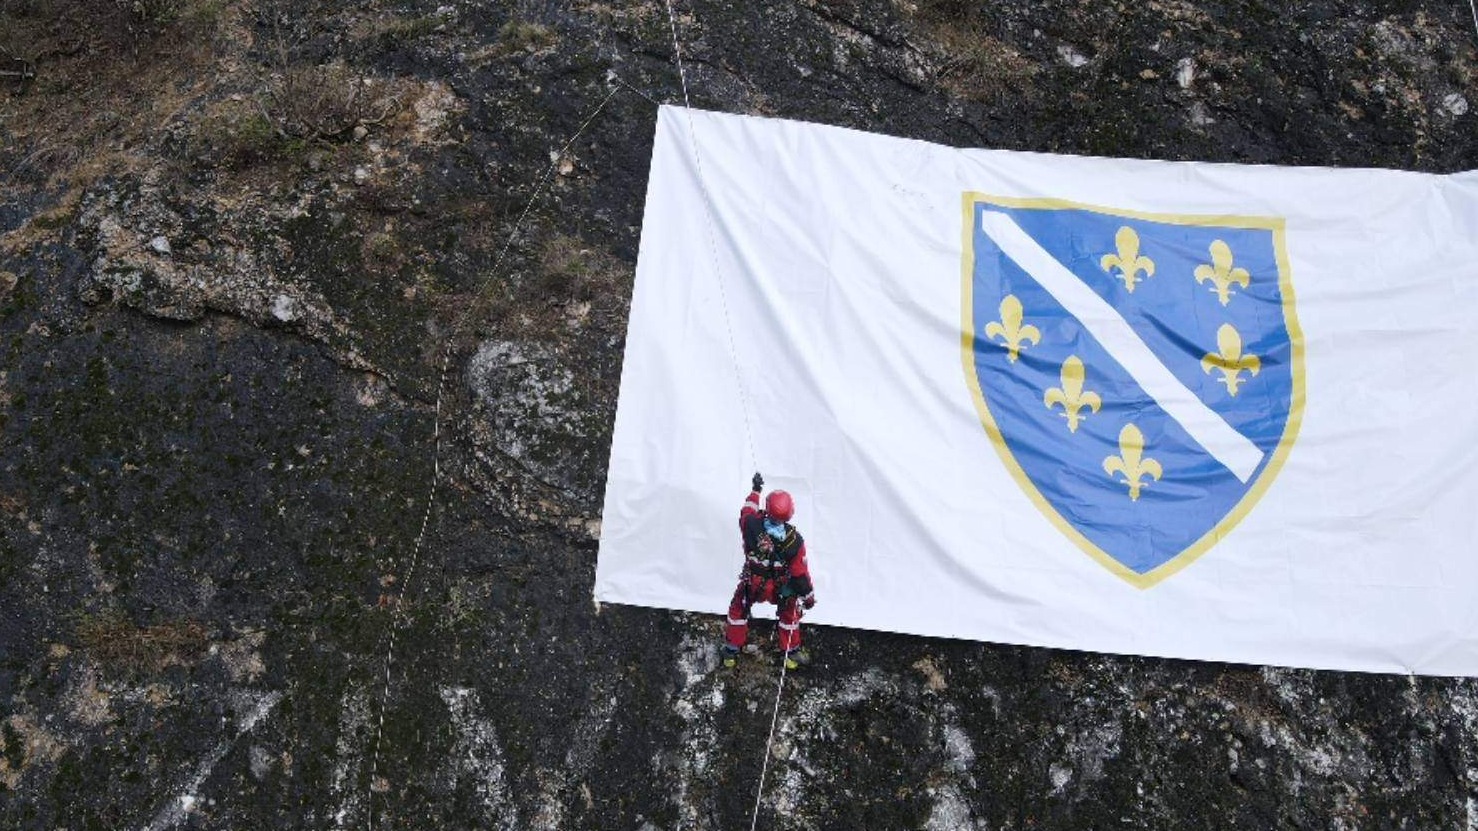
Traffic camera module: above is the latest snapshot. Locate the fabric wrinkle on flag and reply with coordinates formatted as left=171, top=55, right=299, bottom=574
left=596, top=105, right=1478, bottom=677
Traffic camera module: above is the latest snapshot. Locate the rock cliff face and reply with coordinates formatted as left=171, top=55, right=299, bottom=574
left=1, top=1, right=1475, bottom=828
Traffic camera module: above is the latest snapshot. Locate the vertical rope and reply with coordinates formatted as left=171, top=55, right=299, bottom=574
left=662, top=0, right=758, bottom=472
left=1469, top=0, right=1478, bottom=44
left=366, top=342, right=449, bottom=831
left=365, top=83, right=628, bottom=831
left=749, top=656, right=790, bottom=831
left=662, top=0, right=694, bottom=110
left=482, top=87, right=624, bottom=303
left=659, top=7, right=783, bottom=831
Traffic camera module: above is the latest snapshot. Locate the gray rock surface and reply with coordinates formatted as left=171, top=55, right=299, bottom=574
left=1, top=0, right=1475, bottom=828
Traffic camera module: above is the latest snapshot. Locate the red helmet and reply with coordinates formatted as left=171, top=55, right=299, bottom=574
left=764, top=490, right=795, bottom=523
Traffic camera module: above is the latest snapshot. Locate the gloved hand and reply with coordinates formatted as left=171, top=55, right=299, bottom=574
left=803, top=595, right=816, bottom=610
left=752, top=472, right=764, bottom=492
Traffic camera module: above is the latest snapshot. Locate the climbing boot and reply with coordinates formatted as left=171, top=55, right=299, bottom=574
left=720, top=644, right=740, bottom=668
left=782, top=648, right=811, bottom=671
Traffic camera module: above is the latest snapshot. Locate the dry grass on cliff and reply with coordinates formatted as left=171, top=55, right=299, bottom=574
left=900, top=0, right=1037, bottom=100
left=0, top=0, right=235, bottom=238
left=0, top=0, right=402, bottom=180
left=74, top=609, right=209, bottom=672
left=466, top=233, right=632, bottom=340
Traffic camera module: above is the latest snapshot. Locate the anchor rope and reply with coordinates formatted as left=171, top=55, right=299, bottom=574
left=660, top=4, right=786, bottom=830
left=481, top=85, right=625, bottom=305
left=365, top=79, right=634, bottom=831
left=750, top=654, right=790, bottom=831
left=366, top=343, right=449, bottom=831
left=662, top=0, right=758, bottom=472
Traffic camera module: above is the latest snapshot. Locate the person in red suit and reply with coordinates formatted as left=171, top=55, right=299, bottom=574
left=722, top=472, right=816, bottom=670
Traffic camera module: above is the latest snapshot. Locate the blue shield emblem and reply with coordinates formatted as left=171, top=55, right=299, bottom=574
left=962, top=194, right=1304, bottom=587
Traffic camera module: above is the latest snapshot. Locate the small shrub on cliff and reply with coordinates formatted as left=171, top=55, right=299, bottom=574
left=366, top=12, right=445, bottom=52
left=496, top=20, right=557, bottom=54
left=506, top=234, right=632, bottom=335
left=260, top=61, right=403, bottom=143
left=119, top=0, right=184, bottom=25
left=194, top=100, right=298, bottom=168
left=536, top=234, right=600, bottom=301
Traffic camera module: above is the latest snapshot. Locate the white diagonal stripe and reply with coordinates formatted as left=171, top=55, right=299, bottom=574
left=978, top=211, right=1264, bottom=483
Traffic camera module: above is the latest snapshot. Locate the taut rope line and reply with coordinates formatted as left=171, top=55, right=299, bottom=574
left=366, top=343, right=449, bottom=830
left=662, top=0, right=758, bottom=472
left=480, top=86, right=624, bottom=305
left=365, top=80, right=634, bottom=831
left=659, top=4, right=787, bottom=830
left=750, top=655, right=790, bottom=831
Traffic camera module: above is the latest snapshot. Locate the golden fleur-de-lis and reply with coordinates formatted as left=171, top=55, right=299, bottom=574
left=1200, top=323, right=1261, bottom=396
left=1193, top=240, right=1251, bottom=306
left=1102, top=423, right=1163, bottom=501
left=983, top=294, right=1041, bottom=363
left=1043, top=355, right=1102, bottom=433
left=1099, top=226, right=1156, bottom=292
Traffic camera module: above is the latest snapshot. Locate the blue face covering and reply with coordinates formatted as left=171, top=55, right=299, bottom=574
left=764, top=518, right=787, bottom=541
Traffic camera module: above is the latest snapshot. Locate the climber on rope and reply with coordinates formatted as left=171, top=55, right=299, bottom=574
left=722, top=472, right=816, bottom=671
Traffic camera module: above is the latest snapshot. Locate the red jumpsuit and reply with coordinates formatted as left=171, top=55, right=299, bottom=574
left=725, top=490, right=815, bottom=652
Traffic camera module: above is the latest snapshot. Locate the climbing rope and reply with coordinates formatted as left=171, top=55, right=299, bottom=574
left=750, top=655, right=790, bottom=831
left=365, top=80, right=633, bottom=831
left=660, top=3, right=786, bottom=829
left=662, top=0, right=758, bottom=472
left=366, top=343, right=448, bottom=831
left=479, top=85, right=625, bottom=304
left=375, top=2, right=1476, bottom=825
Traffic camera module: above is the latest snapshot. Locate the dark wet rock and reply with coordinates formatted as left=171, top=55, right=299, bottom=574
left=1, top=0, right=1476, bottom=829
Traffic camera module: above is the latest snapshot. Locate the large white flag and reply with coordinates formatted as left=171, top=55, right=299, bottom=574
left=596, top=106, right=1478, bottom=676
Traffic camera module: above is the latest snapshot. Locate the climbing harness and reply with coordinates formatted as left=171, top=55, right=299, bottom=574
left=745, top=528, right=799, bottom=579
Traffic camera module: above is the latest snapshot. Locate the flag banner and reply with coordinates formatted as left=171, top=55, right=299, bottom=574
left=596, top=105, right=1478, bottom=676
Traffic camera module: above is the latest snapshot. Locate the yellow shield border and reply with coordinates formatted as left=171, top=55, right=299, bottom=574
left=959, top=192, right=1306, bottom=589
